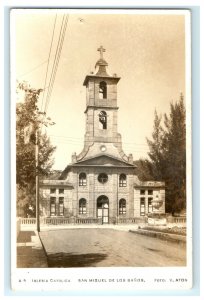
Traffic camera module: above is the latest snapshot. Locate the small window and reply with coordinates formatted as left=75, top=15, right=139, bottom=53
left=99, top=111, right=107, bottom=129
left=59, top=197, right=64, bottom=216
left=98, top=173, right=108, bottom=184
left=50, top=188, right=56, bottom=194
left=79, top=173, right=87, bottom=186
left=99, top=81, right=107, bottom=99
left=119, top=174, right=127, bottom=187
left=140, top=197, right=145, bottom=216
left=140, top=190, right=145, bottom=195
left=119, top=199, right=126, bottom=215
left=59, top=188, right=64, bottom=194
left=148, top=190, right=153, bottom=195
left=79, top=198, right=86, bottom=214
left=50, top=197, right=56, bottom=216
left=148, top=197, right=153, bottom=213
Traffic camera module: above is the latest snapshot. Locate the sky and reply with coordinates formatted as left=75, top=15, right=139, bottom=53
left=13, top=9, right=187, bottom=170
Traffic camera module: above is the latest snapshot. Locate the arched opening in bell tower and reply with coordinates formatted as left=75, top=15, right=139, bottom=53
left=99, top=81, right=107, bottom=99
left=99, top=111, right=107, bottom=129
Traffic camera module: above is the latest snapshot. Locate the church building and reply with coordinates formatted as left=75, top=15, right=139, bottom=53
left=40, top=46, right=165, bottom=224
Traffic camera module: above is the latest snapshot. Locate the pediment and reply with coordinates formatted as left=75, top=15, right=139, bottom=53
left=72, top=155, right=134, bottom=167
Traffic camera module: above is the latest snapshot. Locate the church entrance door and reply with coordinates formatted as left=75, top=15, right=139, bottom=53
left=97, top=196, right=109, bottom=224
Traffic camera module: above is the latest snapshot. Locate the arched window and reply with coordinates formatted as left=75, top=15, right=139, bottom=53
left=79, top=173, right=87, bottom=186
left=79, top=198, right=87, bottom=214
left=119, top=199, right=126, bottom=215
left=99, top=81, right=107, bottom=99
left=119, top=174, right=127, bottom=187
left=99, top=111, right=107, bottom=129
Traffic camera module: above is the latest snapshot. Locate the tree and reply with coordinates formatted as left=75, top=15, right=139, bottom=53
left=16, top=82, right=56, bottom=217
left=136, top=94, right=186, bottom=214
left=146, top=110, right=167, bottom=181
left=133, top=159, right=154, bottom=181
left=162, top=94, right=186, bottom=213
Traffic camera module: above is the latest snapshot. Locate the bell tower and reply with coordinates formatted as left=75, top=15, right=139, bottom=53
left=75, top=46, right=132, bottom=163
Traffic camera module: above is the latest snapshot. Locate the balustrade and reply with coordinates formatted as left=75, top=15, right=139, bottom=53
left=19, top=215, right=186, bottom=226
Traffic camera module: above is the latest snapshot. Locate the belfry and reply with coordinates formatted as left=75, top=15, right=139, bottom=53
left=41, top=47, right=165, bottom=223
left=72, top=45, right=133, bottom=165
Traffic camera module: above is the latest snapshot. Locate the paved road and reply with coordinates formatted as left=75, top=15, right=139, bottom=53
left=40, top=228, right=186, bottom=268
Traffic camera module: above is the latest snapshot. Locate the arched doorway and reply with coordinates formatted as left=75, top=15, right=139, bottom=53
left=97, top=195, right=109, bottom=224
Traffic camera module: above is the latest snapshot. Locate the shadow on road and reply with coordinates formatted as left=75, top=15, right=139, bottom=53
left=47, top=252, right=107, bottom=268
left=17, top=246, right=47, bottom=268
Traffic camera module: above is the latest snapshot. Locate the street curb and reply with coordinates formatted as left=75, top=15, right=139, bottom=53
left=38, top=231, right=49, bottom=265
left=129, top=229, right=186, bottom=245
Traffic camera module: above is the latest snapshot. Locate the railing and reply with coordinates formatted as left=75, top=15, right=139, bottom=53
left=117, top=217, right=147, bottom=224
left=167, top=216, right=186, bottom=223
left=43, top=217, right=99, bottom=225
left=20, top=218, right=36, bottom=225
left=20, top=217, right=99, bottom=226
left=19, top=215, right=186, bottom=226
left=42, top=218, right=73, bottom=225
left=173, top=217, right=186, bottom=223
left=75, top=218, right=99, bottom=224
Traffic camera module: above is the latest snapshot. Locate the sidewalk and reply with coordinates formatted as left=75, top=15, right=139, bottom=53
left=17, top=230, right=48, bottom=268
left=21, top=223, right=140, bottom=232
left=129, top=228, right=186, bottom=244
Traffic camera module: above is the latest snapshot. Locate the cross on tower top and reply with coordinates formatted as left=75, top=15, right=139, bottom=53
left=97, top=46, right=106, bottom=59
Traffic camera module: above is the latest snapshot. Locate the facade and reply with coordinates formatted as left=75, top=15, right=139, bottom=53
left=40, top=46, right=165, bottom=223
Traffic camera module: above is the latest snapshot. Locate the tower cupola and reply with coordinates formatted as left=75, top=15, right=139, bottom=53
left=95, top=45, right=109, bottom=76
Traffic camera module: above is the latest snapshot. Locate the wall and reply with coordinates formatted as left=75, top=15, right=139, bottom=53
left=134, top=187, right=165, bottom=217
left=40, top=171, right=165, bottom=220
left=74, top=166, right=135, bottom=219
left=87, top=78, right=118, bottom=107
left=40, top=185, right=73, bottom=217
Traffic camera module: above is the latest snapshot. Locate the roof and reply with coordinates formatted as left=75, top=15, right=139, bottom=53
left=83, top=74, right=120, bottom=86
left=83, top=46, right=120, bottom=85
left=71, top=154, right=136, bottom=168
left=134, top=181, right=165, bottom=188
left=40, top=180, right=73, bottom=188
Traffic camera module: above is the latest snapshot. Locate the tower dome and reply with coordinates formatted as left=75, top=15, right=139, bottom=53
left=95, top=45, right=109, bottom=76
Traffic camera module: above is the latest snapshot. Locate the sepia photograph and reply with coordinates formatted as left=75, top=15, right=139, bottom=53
left=11, top=8, right=192, bottom=291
